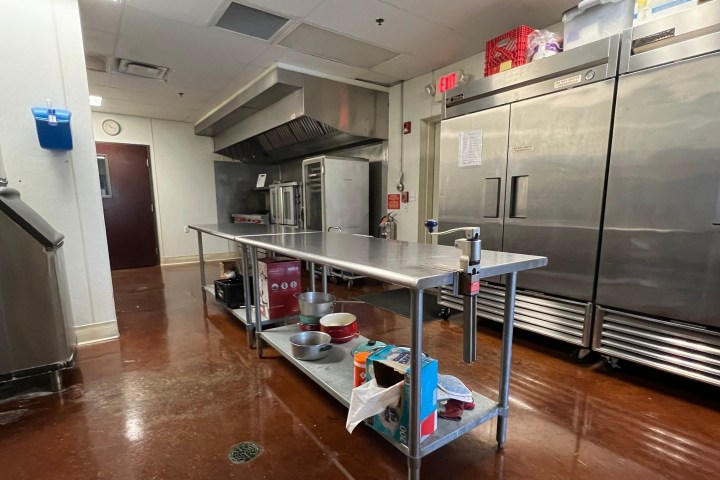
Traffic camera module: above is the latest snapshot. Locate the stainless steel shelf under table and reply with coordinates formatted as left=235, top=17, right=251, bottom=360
left=235, top=232, right=547, bottom=480
left=201, top=285, right=297, bottom=329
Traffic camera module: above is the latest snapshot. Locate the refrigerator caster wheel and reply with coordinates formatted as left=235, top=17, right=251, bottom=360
left=347, top=280, right=354, bottom=290
left=603, top=356, right=623, bottom=370
left=440, top=307, right=452, bottom=320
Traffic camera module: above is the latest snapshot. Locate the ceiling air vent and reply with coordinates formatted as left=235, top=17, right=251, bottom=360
left=215, top=2, right=289, bottom=41
left=117, top=59, right=170, bottom=81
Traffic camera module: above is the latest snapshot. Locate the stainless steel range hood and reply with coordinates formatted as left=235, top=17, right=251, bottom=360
left=195, top=67, right=388, bottom=163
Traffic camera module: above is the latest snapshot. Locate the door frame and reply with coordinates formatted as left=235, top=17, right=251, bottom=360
left=95, top=141, right=160, bottom=268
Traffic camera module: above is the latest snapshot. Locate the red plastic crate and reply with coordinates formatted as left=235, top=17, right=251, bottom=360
left=484, top=25, right=535, bottom=77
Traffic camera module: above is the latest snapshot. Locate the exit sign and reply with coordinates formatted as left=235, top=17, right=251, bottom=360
left=438, top=72, right=457, bottom=93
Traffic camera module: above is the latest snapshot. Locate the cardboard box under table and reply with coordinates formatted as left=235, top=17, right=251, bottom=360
left=364, top=346, right=438, bottom=445
left=258, top=257, right=301, bottom=319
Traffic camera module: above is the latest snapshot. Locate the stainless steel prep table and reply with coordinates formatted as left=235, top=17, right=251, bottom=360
left=189, top=223, right=324, bottom=347
left=234, top=232, right=546, bottom=480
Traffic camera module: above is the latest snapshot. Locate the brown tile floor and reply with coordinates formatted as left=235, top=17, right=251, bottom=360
left=1, top=264, right=719, bottom=479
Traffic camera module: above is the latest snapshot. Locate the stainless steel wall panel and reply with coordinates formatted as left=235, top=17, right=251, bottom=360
left=597, top=52, right=720, bottom=328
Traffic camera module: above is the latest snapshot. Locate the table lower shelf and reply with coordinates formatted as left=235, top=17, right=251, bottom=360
left=259, top=324, right=499, bottom=458
left=203, top=285, right=298, bottom=328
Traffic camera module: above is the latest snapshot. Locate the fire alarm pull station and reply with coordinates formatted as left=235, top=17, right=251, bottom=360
left=403, top=121, right=411, bottom=134
left=401, top=191, right=409, bottom=203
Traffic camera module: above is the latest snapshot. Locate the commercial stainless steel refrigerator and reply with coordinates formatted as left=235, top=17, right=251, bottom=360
left=594, top=5, right=720, bottom=386
left=439, top=36, right=621, bottom=351
left=303, top=155, right=369, bottom=235
left=0, top=187, right=75, bottom=390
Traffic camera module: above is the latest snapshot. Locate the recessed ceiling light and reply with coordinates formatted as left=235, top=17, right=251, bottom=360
left=89, top=95, right=103, bottom=107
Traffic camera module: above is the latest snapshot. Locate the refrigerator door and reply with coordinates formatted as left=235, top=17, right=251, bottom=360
left=281, top=185, right=297, bottom=226
left=303, top=159, right=324, bottom=231
left=597, top=53, right=720, bottom=327
left=438, top=105, right=511, bottom=251
left=269, top=186, right=282, bottom=224
left=503, top=79, right=615, bottom=301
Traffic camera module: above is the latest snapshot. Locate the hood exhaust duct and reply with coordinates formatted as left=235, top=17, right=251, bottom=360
left=195, top=67, right=388, bottom=163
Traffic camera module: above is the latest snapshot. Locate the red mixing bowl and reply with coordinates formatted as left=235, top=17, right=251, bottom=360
left=319, top=313, right=358, bottom=343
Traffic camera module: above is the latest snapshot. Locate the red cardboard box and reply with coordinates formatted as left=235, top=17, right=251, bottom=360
left=258, top=257, right=301, bottom=319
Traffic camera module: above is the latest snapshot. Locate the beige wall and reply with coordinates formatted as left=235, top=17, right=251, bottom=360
left=92, top=113, right=233, bottom=263
left=0, top=0, right=117, bottom=341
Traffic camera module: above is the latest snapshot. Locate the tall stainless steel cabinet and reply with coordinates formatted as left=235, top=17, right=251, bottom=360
left=439, top=36, right=621, bottom=348
left=0, top=188, right=76, bottom=388
left=303, top=155, right=369, bottom=235
left=595, top=4, right=720, bottom=386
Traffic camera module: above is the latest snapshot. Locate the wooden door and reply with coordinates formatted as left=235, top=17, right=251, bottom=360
left=96, top=142, right=158, bottom=270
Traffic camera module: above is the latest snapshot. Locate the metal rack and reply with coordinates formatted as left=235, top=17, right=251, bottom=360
left=228, top=231, right=546, bottom=480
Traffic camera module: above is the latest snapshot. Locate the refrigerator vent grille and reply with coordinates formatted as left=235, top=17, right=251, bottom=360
left=440, top=283, right=590, bottom=346
left=595, top=308, right=720, bottom=387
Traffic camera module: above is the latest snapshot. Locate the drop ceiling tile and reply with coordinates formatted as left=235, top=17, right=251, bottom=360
left=243, top=0, right=325, bottom=18
left=94, top=98, right=195, bottom=122
left=278, top=23, right=398, bottom=69
left=82, top=28, right=116, bottom=56
left=78, top=0, right=124, bottom=34
left=304, top=0, right=449, bottom=53
left=355, top=70, right=400, bottom=86
left=87, top=70, right=110, bottom=87
left=169, top=69, right=234, bottom=92
left=107, top=75, right=218, bottom=103
left=125, top=0, right=225, bottom=27
left=372, top=54, right=438, bottom=80
left=379, top=0, right=505, bottom=30
left=251, top=46, right=367, bottom=80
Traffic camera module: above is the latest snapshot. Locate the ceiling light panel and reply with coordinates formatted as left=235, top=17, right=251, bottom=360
left=279, top=23, right=398, bottom=69
left=215, top=2, right=289, bottom=40
left=89, top=95, right=103, bottom=106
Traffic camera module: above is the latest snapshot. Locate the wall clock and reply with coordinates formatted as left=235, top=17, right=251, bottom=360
left=102, top=119, right=121, bottom=136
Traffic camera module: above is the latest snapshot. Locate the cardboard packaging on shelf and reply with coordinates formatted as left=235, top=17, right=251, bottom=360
left=259, top=257, right=301, bottom=319
left=364, top=346, right=438, bottom=445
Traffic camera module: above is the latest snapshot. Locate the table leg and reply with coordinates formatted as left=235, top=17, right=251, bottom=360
left=251, top=246, right=264, bottom=358
left=309, top=262, right=316, bottom=292
left=321, top=265, right=329, bottom=293
left=408, top=288, right=423, bottom=480
left=462, top=294, right=478, bottom=363
left=197, top=231, right=206, bottom=303
left=241, top=243, right=255, bottom=348
left=497, top=272, right=517, bottom=449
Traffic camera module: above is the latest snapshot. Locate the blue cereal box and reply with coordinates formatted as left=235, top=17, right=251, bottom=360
left=365, top=346, right=438, bottom=445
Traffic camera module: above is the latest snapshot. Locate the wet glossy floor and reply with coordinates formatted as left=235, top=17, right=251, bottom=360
left=1, top=264, right=719, bottom=479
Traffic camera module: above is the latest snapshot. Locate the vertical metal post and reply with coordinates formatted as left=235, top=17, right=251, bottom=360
left=197, top=231, right=207, bottom=303
left=408, top=288, right=423, bottom=480
left=321, top=265, right=329, bottom=293
left=309, top=262, right=316, bottom=292
left=251, top=246, right=264, bottom=358
left=241, top=242, right=254, bottom=348
left=462, top=294, right=478, bottom=363
left=497, top=272, right=517, bottom=448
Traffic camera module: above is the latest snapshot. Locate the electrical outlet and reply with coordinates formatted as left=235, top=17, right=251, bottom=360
left=183, top=226, right=189, bottom=233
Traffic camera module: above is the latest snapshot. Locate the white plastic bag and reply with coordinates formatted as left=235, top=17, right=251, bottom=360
left=346, top=378, right=404, bottom=434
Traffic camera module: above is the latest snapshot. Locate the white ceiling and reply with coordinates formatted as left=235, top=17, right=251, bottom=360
left=80, top=0, right=577, bottom=123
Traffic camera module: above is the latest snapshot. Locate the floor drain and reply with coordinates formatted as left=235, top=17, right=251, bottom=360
left=228, top=442, right=263, bottom=464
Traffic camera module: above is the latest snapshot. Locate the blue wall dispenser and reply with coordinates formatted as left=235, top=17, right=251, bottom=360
left=32, top=100, right=73, bottom=151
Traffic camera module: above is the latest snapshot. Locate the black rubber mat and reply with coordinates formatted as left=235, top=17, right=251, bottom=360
left=355, top=288, right=447, bottom=322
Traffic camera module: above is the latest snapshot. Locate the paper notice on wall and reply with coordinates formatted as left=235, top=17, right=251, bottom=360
left=458, top=130, right=482, bottom=167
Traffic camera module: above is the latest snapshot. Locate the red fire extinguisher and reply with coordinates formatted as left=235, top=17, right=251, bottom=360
left=378, top=213, right=397, bottom=240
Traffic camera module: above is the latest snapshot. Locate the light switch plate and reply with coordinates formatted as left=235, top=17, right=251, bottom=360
left=409, top=192, right=416, bottom=202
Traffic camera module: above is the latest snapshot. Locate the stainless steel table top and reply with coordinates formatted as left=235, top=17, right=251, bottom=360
left=189, top=223, right=319, bottom=241
left=237, top=233, right=548, bottom=289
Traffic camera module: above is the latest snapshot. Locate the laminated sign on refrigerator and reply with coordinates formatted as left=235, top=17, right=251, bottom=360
left=458, top=129, right=482, bottom=167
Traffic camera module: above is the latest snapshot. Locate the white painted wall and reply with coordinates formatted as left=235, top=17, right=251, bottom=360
left=0, top=0, right=116, bottom=337
left=92, top=113, right=232, bottom=263
left=388, top=23, right=563, bottom=242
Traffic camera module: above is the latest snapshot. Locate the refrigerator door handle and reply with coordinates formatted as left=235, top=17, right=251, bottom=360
left=509, top=175, right=529, bottom=219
